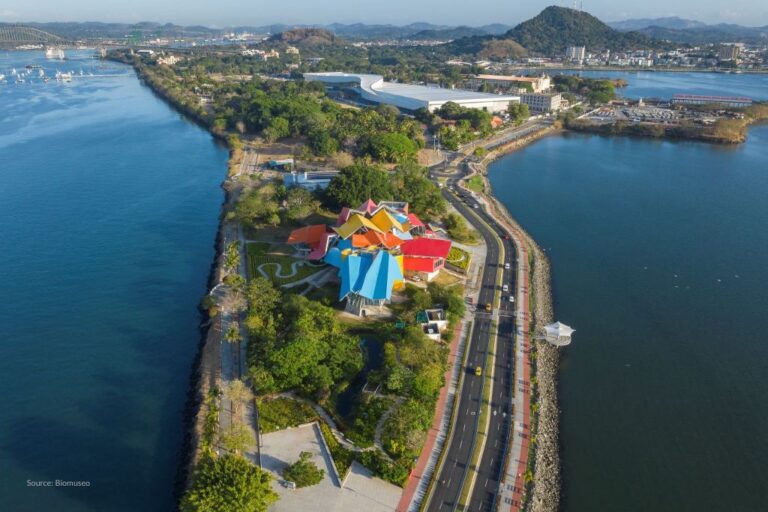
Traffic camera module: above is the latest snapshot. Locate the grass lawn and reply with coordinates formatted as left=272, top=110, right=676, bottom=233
left=246, top=242, right=324, bottom=285
left=466, top=175, right=484, bottom=194
left=257, top=397, right=318, bottom=433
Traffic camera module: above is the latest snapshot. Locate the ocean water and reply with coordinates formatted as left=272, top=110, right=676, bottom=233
left=520, top=68, right=768, bottom=101
left=0, top=51, right=227, bottom=511
left=488, top=125, right=768, bottom=510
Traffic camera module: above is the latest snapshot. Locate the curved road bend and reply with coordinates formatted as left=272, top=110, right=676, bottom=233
left=426, top=185, right=516, bottom=512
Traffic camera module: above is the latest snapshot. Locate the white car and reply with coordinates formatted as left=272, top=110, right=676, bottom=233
left=502, top=284, right=509, bottom=292
left=509, top=295, right=515, bottom=303
left=504, top=263, right=510, bottom=270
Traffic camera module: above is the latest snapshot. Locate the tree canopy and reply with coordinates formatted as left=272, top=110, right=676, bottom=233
left=246, top=284, right=363, bottom=400
left=180, top=454, right=277, bottom=512
left=324, top=164, right=394, bottom=209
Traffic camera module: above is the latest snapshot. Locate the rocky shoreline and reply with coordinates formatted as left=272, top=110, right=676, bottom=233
left=473, top=140, right=561, bottom=512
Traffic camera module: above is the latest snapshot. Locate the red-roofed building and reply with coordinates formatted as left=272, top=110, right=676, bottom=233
left=401, top=237, right=452, bottom=280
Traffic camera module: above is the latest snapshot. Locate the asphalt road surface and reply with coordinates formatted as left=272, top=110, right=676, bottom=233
left=426, top=183, right=517, bottom=512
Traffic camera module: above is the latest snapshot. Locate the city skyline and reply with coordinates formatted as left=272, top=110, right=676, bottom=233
left=1, top=1, right=767, bottom=28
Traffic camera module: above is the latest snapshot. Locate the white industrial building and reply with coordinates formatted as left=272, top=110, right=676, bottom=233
left=304, top=72, right=519, bottom=113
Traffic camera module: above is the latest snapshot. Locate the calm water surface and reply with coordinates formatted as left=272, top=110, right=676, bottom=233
left=489, top=124, right=768, bottom=510
left=0, top=51, right=227, bottom=511
left=520, top=68, right=768, bottom=100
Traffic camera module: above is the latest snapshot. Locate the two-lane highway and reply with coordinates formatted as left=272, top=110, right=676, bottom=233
left=426, top=182, right=517, bottom=512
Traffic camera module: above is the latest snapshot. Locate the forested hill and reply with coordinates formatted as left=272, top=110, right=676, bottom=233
left=505, top=6, right=659, bottom=54
left=267, top=28, right=341, bottom=46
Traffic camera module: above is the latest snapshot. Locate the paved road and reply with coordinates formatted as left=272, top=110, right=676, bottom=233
left=426, top=181, right=516, bottom=512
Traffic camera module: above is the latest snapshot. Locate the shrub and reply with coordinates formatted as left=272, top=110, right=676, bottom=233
left=283, top=451, right=325, bottom=488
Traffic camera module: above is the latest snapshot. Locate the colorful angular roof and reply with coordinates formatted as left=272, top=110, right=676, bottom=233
left=333, top=213, right=385, bottom=239
left=359, top=251, right=403, bottom=300
left=401, top=237, right=452, bottom=259
left=287, top=224, right=327, bottom=247
left=407, top=213, right=425, bottom=228
left=335, top=207, right=352, bottom=227
left=308, top=232, right=334, bottom=260
left=358, top=199, right=378, bottom=215
left=370, top=208, right=406, bottom=233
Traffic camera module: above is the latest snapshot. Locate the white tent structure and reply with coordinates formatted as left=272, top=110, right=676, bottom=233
left=541, top=321, right=575, bottom=347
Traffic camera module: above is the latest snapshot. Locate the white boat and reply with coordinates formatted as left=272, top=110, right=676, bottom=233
left=45, top=47, right=65, bottom=60
left=39, top=69, right=45, bottom=78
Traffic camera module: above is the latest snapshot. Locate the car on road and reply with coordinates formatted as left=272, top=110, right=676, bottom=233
left=505, top=262, right=510, bottom=270
left=502, top=284, right=509, bottom=292
left=503, top=234, right=510, bottom=240
left=475, top=366, right=483, bottom=376
left=509, top=295, right=515, bottom=303
left=473, top=204, right=479, bottom=209
left=485, top=303, right=492, bottom=312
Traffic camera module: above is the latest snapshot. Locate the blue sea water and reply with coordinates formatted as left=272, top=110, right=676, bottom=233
left=489, top=120, right=768, bottom=510
left=519, top=68, right=768, bottom=100
left=0, top=51, right=227, bottom=511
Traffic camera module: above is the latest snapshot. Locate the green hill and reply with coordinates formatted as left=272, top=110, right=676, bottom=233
left=268, top=28, right=341, bottom=47
left=505, top=6, right=657, bottom=55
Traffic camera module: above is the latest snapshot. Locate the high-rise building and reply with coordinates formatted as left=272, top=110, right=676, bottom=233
left=566, top=46, right=586, bottom=62
left=718, top=45, right=740, bottom=61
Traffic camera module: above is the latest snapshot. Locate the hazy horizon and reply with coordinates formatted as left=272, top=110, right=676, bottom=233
left=1, top=1, right=767, bottom=28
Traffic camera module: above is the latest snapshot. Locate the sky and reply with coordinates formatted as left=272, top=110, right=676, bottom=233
left=1, top=0, right=767, bottom=27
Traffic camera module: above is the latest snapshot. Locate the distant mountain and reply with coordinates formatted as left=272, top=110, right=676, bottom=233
left=323, top=22, right=453, bottom=40
left=478, top=23, right=513, bottom=35
left=505, top=6, right=658, bottom=55
left=638, top=23, right=768, bottom=44
left=609, top=17, right=706, bottom=31
left=410, top=26, right=488, bottom=41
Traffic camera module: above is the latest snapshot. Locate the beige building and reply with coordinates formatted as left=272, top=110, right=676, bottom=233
left=468, top=74, right=551, bottom=93
left=718, top=45, right=740, bottom=61
left=520, top=92, right=562, bottom=113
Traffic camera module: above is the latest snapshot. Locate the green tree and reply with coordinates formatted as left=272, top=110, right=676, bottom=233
left=507, top=102, right=530, bottom=125
left=391, top=163, right=446, bottom=219
left=442, top=212, right=477, bottom=243
left=282, top=451, right=325, bottom=488
left=223, top=379, right=254, bottom=416
left=180, top=454, right=276, bottom=512
left=364, top=132, right=418, bottom=163
left=263, top=117, right=290, bottom=142
left=234, top=183, right=281, bottom=227
left=284, top=187, right=320, bottom=221
left=324, top=164, right=394, bottom=209
left=220, top=423, right=255, bottom=454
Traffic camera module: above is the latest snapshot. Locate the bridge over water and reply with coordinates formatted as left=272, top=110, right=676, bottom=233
left=0, top=24, right=71, bottom=48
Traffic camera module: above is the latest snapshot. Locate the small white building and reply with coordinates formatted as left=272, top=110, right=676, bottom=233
left=419, top=308, right=448, bottom=341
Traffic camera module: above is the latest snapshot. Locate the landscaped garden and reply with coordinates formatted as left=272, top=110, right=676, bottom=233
left=246, top=242, right=324, bottom=285
left=446, top=246, right=471, bottom=272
